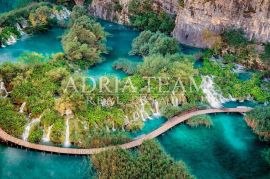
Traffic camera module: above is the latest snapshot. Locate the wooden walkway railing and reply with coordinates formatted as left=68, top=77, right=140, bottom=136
left=0, top=107, right=252, bottom=155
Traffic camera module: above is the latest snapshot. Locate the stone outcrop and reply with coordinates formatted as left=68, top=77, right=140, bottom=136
left=89, top=0, right=178, bottom=24
left=89, top=0, right=130, bottom=24
left=89, top=0, right=270, bottom=48
left=173, top=0, right=270, bottom=48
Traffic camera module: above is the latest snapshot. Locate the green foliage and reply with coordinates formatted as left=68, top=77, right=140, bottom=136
left=91, top=140, right=194, bottom=179
left=161, top=105, right=181, bottom=118
left=28, top=5, right=52, bottom=32
left=69, top=5, right=87, bottom=25
left=81, top=130, right=131, bottom=148
left=50, top=119, right=65, bottom=144
left=186, top=114, right=213, bottom=128
left=222, top=28, right=250, bottom=48
left=62, top=6, right=107, bottom=66
left=130, top=31, right=180, bottom=56
left=261, top=43, right=270, bottom=65
left=262, top=148, right=270, bottom=166
left=112, top=58, right=138, bottom=75
left=0, top=98, right=27, bottom=137
left=246, top=106, right=270, bottom=142
left=200, top=59, right=270, bottom=102
left=28, top=125, right=43, bottom=143
left=128, top=0, right=175, bottom=34
left=0, top=26, right=21, bottom=45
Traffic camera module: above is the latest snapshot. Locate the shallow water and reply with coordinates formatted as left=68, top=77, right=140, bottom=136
left=0, top=145, right=94, bottom=178
left=0, top=27, right=64, bottom=63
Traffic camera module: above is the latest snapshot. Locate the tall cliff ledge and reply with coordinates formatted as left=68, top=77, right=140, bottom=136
left=174, top=0, right=270, bottom=48
left=89, top=0, right=270, bottom=48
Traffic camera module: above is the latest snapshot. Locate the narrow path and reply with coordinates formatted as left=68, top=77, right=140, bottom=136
left=0, top=107, right=252, bottom=155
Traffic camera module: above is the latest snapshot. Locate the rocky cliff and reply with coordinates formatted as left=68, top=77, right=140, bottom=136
left=89, top=0, right=270, bottom=48
left=174, top=0, right=270, bottom=48
left=89, top=0, right=178, bottom=24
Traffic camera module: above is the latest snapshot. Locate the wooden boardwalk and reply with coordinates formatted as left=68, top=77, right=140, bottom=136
left=0, top=107, right=252, bottom=155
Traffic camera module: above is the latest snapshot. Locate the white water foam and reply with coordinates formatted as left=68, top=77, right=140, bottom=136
left=201, top=76, right=229, bottom=108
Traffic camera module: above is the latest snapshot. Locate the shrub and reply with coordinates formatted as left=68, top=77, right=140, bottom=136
left=112, top=58, right=138, bottom=75
left=28, top=125, right=43, bottom=143
left=128, top=0, right=175, bottom=34
left=186, top=114, right=213, bottom=128
left=91, top=140, right=194, bottom=178
left=246, top=106, right=270, bottom=142
left=62, top=7, right=107, bottom=66
left=130, top=31, right=180, bottom=56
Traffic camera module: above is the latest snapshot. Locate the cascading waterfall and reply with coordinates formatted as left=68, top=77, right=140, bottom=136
left=112, top=122, right=116, bottom=132
left=153, top=100, right=161, bottom=116
left=22, top=116, right=41, bottom=141
left=171, top=95, right=179, bottom=106
left=16, top=23, right=25, bottom=36
left=0, top=81, right=9, bottom=98
left=42, top=125, right=53, bottom=142
left=64, top=117, right=71, bottom=147
left=6, top=35, right=17, bottom=45
left=19, top=102, right=26, bottom=113
left=232, top=64, right=246, bottom=73
left=200, top=76, right=229, bottom=108
left=139, top=98, right=152, bottom=121
left=106, top=125, right=110, bottom=132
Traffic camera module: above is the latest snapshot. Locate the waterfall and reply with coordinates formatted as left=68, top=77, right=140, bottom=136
left=106, top=125, right=110, bottom=132
left=64, top=117, right=71, bottom=147
left=232, top=64, right=246, bottom=73
left=22, top=116, right=41, bottom=141
left=153, top=100, right=161, bottom=116
left=6, top=35, right=17, bottom=45
left=139, top=98, right=152, bottom=121
left=112, top=122, right=116, bottom=132
left=0, top=81, right=10, bottom=98
left=16, top=23, right=25, bottom=36
left=42, top=125, right=53, bottom=142
left=19, top=102, right=26, bottom=113
left=171, top=95, right=179, bottom=106
left=200, top=76, right=228, bottom=108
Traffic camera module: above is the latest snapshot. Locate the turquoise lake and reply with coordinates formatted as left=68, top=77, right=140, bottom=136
left=0, top=19, right=269, bottom=178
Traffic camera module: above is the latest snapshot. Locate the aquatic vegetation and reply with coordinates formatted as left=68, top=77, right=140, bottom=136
left=91, top=140, right=194, bottom=179
left=186, top=114, right=213, bottom=128
left=80, top=130, right=132, bottom=148
left=246, top=106, right=270, bottom=142
left=130, top=30, right=180, bottom=56
left=112, top=58, right=138, bottom=75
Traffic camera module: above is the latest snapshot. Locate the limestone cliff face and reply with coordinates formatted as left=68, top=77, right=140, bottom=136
left=89, top=0, right=270, bottom=48
left=89, top=0, right=178, bottom=24
left=173, top=0, right=270, bottom=48
left=89, top=0, right=130, bottom=24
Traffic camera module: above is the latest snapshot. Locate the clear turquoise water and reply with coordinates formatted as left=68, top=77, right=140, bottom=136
left=139, top=114, right=270, bottom=179
left=86, top=20, right=142, bottom=79
left=0, top=18, right=268, bottom=178
left=0, top=27, right=64, bottom=63
left=0, top=145, right=94, bottom=178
